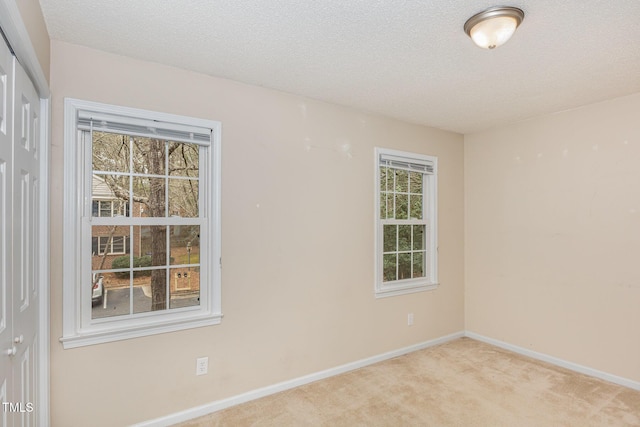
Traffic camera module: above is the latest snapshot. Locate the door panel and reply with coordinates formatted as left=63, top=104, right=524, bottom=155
left=12, top=55, right=40, bottom=426
left=18, top=344, right=31, bottom=427
left=0, top=30, right=14, bottom=423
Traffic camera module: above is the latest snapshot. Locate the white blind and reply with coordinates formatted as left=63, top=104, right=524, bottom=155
left=77, top=111, right=211, bottom=146
left=380, top=153, right=434, bottom=174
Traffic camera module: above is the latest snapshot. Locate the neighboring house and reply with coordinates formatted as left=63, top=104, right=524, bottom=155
left=91, top=174, right=131, bottom=269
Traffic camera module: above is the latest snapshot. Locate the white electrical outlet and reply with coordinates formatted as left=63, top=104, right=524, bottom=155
left=196, top=357, right=208, bottom=375
left=408, top=313, right=414, bottom=326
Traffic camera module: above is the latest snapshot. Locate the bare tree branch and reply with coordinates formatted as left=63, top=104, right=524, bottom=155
left=104, top=176, right=148, bottom=205
left=98, top=225, right=118, bottom=271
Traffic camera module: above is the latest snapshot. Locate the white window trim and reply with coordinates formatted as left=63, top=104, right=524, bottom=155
left=61, top=98, right=222, bottom=349
left=374, top=147, right=438, bottom=298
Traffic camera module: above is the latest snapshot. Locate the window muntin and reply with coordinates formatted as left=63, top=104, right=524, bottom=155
left=62, top=99, right=221, bottom=348
left=375, top=148, right=438, bottom=297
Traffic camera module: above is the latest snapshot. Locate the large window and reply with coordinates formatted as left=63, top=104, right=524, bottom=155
left=62, top=99, right=221, bottom=348
left=375, top=148, right=438, bottom=297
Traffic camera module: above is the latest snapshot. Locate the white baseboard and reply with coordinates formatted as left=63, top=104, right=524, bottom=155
left=465, top=331, right=640, bottom=391
left=134, top=330, right=640, bottom=426
left=133, top=331, right=465, bottom=427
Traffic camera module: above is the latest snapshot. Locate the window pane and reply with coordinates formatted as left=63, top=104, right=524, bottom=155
left=92, top=175, right=129, bottom=217
left=396, top=169, right=408, bottom=192
left=91, top=226, right=129, bottom=261
left=133, top=177, right=166, bottom=217
left=396, top=194, right=408, bottom=219
left=412, top=252, right=425, bottom=278
left=398, top=253, right=411, bottom=280
left=132, top=225, right=150, bottom=259
left=132, top=136, right=166, bottom=175
left=386, top=193, right=394, bottom=219
left=379, top=192, right=387, bottom=219
left=170, top=225, right=200, bottom=265
left=409, top=172, right=422, bottom=194
left=413, top=225, right=425, bottom=250
left=379, top=167, right=388, bottom=192
left=409, top=194, right=422, bottom=219
left=131, top=279, right=152, bottom=314
left=148, top=225, right=167, bottom=267
left=169, top=142, right=199, bottom=177
left=169, top=178, right=199, bottom=217
left=398, top=225, right=411, bottom=251
left=383, top=225, right=397, bottom=252
left=169, top=267, right=200, bottom=309
left=92, top=131, right=129, bottom=173
left=151, top=269, right=168, bottom=310
left=383, top=254, right=397, bottom=282
left=91, top=272, right=131, bottom=320
left=131, top=225, right=167, bottom=266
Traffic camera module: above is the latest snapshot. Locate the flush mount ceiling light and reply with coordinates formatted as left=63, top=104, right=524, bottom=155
left=464, top=6, right=524, bottom=49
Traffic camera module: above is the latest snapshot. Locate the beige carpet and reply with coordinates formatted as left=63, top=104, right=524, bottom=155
left=176, top=338, right=640, bottom=426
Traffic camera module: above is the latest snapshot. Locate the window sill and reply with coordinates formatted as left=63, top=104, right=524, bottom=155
left=375, top=282, right=439, bottom=298
left=60, top=313, right=223, bottom=349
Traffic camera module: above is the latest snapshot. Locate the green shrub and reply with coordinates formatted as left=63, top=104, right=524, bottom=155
left=112, top=255, right=153, bottom=278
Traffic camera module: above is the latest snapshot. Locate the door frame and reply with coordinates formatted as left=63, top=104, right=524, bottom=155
left=0, top=1, right=50, bottom=426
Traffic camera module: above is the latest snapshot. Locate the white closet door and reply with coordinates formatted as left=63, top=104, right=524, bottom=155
left=0, top=34, right=40, bottom=426
left=12, top=52, right=40, bottom=427
left=0, top=33, right=15, bottom=427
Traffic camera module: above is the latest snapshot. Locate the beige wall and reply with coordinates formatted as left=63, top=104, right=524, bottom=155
left=49, top=40, right=464, bottom=426
left=465, top=93, right=640, bottom=383
left=16, top=0, right=50, bottom=81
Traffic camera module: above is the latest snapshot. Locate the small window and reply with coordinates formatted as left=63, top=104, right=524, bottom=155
left=62, top=99, right=222, bottom=348
left=92, top=200, right=129, bottom=217
left=375, top=148, right=438, bottom=297
left=92, top=236, right=128, bottom=255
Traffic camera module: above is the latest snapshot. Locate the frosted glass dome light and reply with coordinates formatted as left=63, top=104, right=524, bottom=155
left=464, top=6, right=524, bottom=49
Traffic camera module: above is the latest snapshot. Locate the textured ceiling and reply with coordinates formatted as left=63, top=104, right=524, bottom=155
left=38, top=0, right=640, bottom=134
